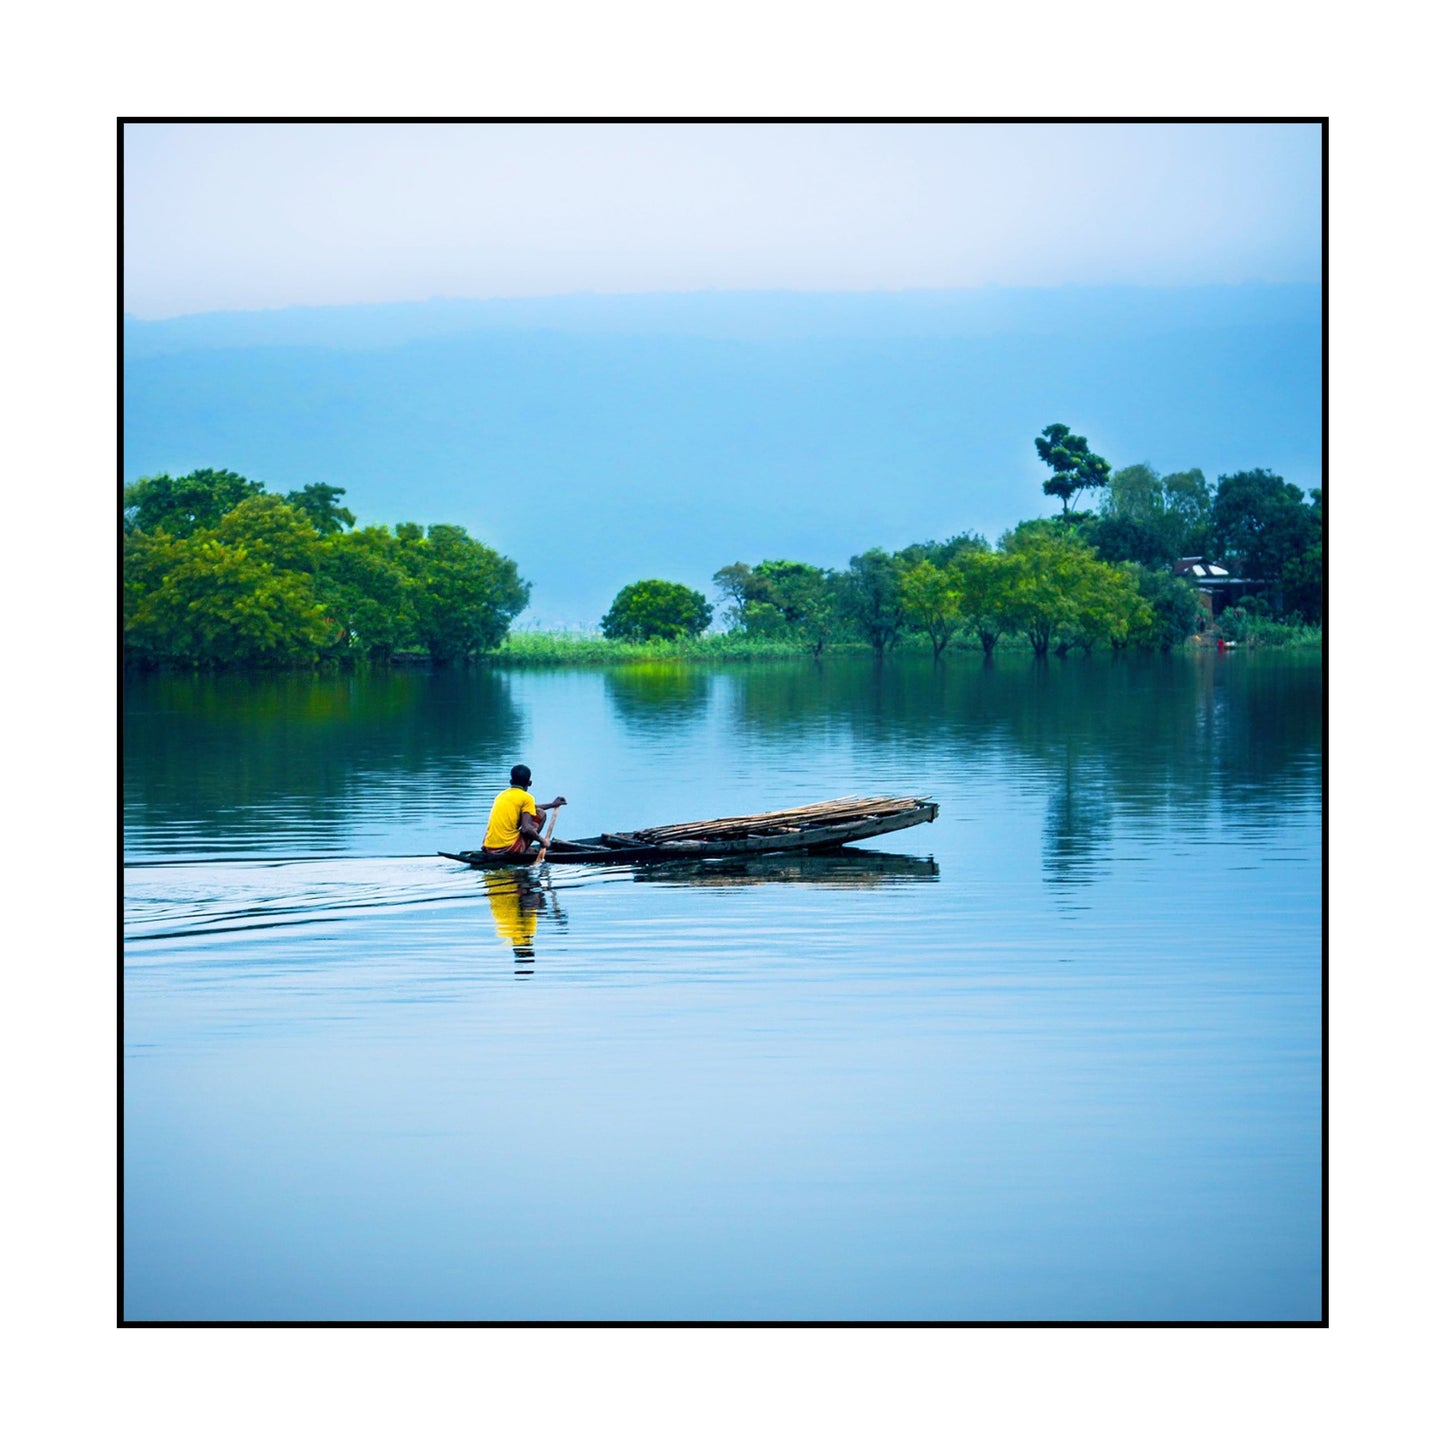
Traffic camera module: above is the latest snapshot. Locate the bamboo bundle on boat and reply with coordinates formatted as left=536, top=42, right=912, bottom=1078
left=623, top=795, right=933, bottom=844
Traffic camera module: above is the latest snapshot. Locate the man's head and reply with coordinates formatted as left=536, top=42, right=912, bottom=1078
left=510, top=764, right=532, bottom=789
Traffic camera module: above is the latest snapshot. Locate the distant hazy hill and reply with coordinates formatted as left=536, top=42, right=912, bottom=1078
left=123, top=286, right=1322, bottom=628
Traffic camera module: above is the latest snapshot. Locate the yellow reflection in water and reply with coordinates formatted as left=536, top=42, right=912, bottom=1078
left=482, top=870, right=554, bottom=974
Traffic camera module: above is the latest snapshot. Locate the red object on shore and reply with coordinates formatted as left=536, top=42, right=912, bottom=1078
left=1217, top=637, right=1226, bottom=653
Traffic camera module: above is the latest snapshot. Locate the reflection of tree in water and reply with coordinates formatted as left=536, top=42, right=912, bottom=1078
left=603, top=663, right=712, bottom=732
left=1042, top=752, right=1113, bottom=887
left=124, top=668, right=524, bottom=849
left=480, top=870, right=567, bottom=975
left=729, top=652, right=1320, bottom=833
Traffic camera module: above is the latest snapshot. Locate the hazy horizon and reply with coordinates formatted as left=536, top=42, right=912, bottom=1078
left=123, top=122, right=1322, bottom=319
left=122, top=275, right=1316, bottom=324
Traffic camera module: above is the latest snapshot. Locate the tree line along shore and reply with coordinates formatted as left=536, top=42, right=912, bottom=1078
left=123, top=425, right=1322, bottom=670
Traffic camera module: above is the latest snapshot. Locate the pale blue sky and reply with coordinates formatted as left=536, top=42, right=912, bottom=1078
left=123, top=122, right=1321, bottom=319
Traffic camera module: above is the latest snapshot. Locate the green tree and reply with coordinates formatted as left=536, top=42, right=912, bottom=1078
left=1280, top=488, right=1323, bottom=623
left=213, top=494, right=323, bottom=572
left=896, top=532, right=989, bottom=570
left=776, top=565, right=842, bottom=657
left=127, top=537, right=333, bottom=666
left=1211, top=470, right=1317, bottom=588
left=955, top=549, right=1011, bottom=656
left=1066, top=561, right=1153, bottom=654
left=122, top=469, right=531, bottom=668
left=899, top=559, right=965, bottom=660
left=1093, top=463, right=1213, bottom=564
left=1161, top=468, right=1213, bottom=552
left=1124, top=565, right=1207, bottom=650
left=712, top=563, right=755, bottom=628
left=996, top=526, right=1095, bottom=655
left=838, top=548, right=906, bottom=660
left=125, top=491, right=336, bottom=666
left=601, top=580, right=712, bottom=642
left=123, top=467, right=264, bottom=537
left=997, top=529, right=1157, bottom=656
left=1102, top=463, right=1165, bottom=524
left=737, top=599, right=790, bottom=637
left=1035, top=422, right=1112, bottom=516
left=1086, top=514, right=1179, bottom=570
left=123, top=529, right=185, bottom=665
left=732, top=560, right=841, bottom=655
left=317, top=525, right=417, bottom=659
left=400, top=523, right=531, bottom=663
left=284, top=482, right=356, bottom=536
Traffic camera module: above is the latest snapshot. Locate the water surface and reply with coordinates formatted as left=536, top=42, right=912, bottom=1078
left=123, top=652, right=1322, bottom=1321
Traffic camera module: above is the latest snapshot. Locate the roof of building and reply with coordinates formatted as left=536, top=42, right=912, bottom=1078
left=1171, top=557, right=1269, bottom=586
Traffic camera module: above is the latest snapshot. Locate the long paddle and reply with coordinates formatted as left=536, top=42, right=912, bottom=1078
left=534, top=802, right=563, bottom=866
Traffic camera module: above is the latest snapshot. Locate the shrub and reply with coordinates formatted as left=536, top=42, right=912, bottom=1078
left=601, top=580, right=713, bottom=642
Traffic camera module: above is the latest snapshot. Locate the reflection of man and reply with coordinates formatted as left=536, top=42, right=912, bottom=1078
left=483, top=871, right=544, bottom=973
left=481, top=764, right=566, bottom=859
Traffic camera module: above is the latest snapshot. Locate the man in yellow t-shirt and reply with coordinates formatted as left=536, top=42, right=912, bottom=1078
left=482, top=764, right=567, bottom=857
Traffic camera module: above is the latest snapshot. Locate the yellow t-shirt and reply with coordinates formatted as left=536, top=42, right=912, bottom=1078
left=483, top=787, right=538, bottom=850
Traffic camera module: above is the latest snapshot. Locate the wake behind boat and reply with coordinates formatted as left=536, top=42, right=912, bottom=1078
left=440, top=794, right=939, bottom=868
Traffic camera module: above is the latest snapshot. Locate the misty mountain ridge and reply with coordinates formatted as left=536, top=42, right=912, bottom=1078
left=123, top=286, right=1322, bottom=628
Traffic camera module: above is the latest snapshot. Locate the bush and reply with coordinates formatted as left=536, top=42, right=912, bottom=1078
left=601, top=580, right=712, bottom=642
left=1217, top=605, right=1322, bottom=648
left=1126, top=566, right=1208, bottom=650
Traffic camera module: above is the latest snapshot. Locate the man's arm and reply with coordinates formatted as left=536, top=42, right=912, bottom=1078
left=519, top=797, right=565, bottom=844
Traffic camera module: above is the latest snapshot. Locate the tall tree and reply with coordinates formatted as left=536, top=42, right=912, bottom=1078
left=896, top=532, right=990, bottom=569
left=711, top=563, right=755, bottom=628
left=1035, top=422, right=1112, bottom=516
left=1066, top=559, right=1153, bottom=654
left=1160, top=468, right=1213, bottom=551
left=127, top=537, right=332, bottom=666
left=400, top=523, right=531, bottom=663
left=285, top=482, right=356, bottom=536
left=996, top=528, right=1083, bottom=655
left=1280, top=488, right=1323, bottom=623
left=1101, top=463, right=1164, bottom=524
left=1093, top=463, right=1213, bottom=564
left=1124, top=565, right=1207, bottom=649
left=123, top=530, right=185, bottom=665
left=317, top=525, right=417, bottom=659
left=1211, top=469, right=1317, bottom=585
left=123, top=467, right=264, bottom=536
left=838, top=549, right=906, bottom=660
left=214, top=494, right=323, bottom=572
left=1085, top=513, right=1178, bottom=570
left=955, top=549, right=1011, bottom=656
left=899, top=559, right=966, bottom=661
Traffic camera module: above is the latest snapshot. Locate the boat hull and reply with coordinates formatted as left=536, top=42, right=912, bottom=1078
left=440, top=801, right=938, bottom=869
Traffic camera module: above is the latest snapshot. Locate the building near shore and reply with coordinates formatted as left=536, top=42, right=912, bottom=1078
left=1172, top=557, right=1278, bottom=615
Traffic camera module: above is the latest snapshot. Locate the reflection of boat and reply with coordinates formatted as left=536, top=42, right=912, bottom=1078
left=638, top=848, right=939, bottom=888
left=440, top=795, right=938, bottom=869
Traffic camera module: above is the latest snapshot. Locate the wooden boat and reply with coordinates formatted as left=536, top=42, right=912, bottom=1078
left=440, top=794, right=938, bottom=869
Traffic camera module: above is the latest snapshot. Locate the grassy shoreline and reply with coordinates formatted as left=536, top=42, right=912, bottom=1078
left=126, top=626, right=1323, bottom=673
left=483, top=626, right=1323, bottom=666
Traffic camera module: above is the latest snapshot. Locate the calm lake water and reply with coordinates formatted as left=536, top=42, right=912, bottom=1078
left=123, top=652, right=1322, bottom=1322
